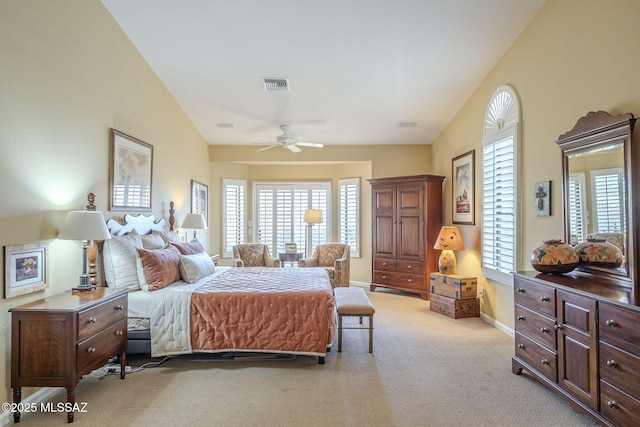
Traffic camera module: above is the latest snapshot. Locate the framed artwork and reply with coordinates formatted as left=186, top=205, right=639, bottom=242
left=109, top=129, right=153, bottom=211
left=285, top=243, right=297, bottom=253
left=534, top=180, right=551, bottom=216
left=191, top=180, right=208, bottom=220
left=452, top=150, right=475, bottom=225
left=4, top=242, right=48, bottom=298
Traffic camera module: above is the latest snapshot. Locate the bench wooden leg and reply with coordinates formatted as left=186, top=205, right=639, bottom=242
left=338, top=314, right=343, bottom=352
left=369, top=315, right=373, bottom=353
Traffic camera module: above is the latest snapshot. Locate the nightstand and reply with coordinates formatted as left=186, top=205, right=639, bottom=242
left=429, top=273, right=479, bottom=319
left=10, top=287, right=128, bottom=423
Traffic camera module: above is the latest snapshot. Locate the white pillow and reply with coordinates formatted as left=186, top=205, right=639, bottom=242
left=178, top=252, right=216, bottom=284
left=140, top=233, right=166, bottom=249
left=102, top=230, right=143, bottom=291
left=152, top=229, right=182, bottom=245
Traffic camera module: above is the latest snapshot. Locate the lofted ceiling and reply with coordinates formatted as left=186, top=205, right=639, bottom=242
left=101, top=0, right=545, bottom=148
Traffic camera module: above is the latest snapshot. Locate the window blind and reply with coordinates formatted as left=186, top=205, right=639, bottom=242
left=339, top=178, right=360, bottom=257
left=568, top=173, right=586, bottom=244
left=222, top=179, right=246, bottom=257
left=591, top=169, right=624, bottom=233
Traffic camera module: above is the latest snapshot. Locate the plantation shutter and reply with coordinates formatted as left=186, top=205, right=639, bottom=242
left=591, top=169, right=624, bottom=233
left=222, top=179, right=246, bottom=257
left=568, top=173, right=586, bottom=244
left=339, top=178, right=360, bottom=257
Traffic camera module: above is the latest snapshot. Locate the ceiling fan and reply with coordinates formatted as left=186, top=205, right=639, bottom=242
left=256, top=125, right=324, bottom=153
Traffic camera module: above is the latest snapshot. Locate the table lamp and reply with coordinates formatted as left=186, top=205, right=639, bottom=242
left=58, top=210, right=111, bottom=291
left=182, top=213, right=207, bottom=239
left=304, top=209, right=323, bottom=257
left=433, top=225, right=465, bottom=275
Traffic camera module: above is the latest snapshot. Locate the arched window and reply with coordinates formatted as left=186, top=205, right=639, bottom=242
left=481, top=85, right=520, bottom=285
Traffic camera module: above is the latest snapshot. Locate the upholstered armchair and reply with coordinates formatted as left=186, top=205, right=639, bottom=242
left=298, top=243, right=350, bottom=288
left=232, top=244, right=280, bottom=267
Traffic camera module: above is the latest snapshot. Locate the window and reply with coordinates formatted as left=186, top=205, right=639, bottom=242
left=568, top=173, right=587, bottom=244
left=591, top=168, right=624, bottom=233
left=481, top=85, right=520, bottom=285
left=222, top=179, right=246, bottom=258
left=339, top=178, right=360, bottom=257
left=254, top=182, right=330, bottom=257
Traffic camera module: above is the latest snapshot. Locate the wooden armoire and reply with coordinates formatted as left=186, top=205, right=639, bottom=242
left=368, top=174, right=444, bottom=299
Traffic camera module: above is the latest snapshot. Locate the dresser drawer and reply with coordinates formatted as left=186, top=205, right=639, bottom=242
left=78, top=293, right=127, bottom=341
left=398, top=260, right=423, bottom=274
left=600, top=380, right=640, bottom=427
left=599, top=302, right=640, bottom=356
left=373, top=258, right=397, bottom=272
left=600, top=341, right=640, bottom=399
left=77, top=319, right=127, bottom=374
left=374, top=270, right=424, bottom=290
left=515, top=332, right=557, bottom=382
left=514, top=277, right=556, bottom=318
left=515, top=304, right=556, bottom=350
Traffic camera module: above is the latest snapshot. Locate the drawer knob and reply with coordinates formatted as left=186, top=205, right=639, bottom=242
left=606, top=359, right=618, bottom=368
left=407, top=279, right=412, bottom=283
left=517, top=288, right=525, bottom=293
left=517, top=315, right=525, bottom=321
left=605, top=319, right=617, bottom=327
left=554, top=324, right=563, bottom=331
left=541, top=358, right=549, bottom=365
left=607, top=400, right=618, bottom=409
left=540, top=296, right=550, bottom=302
left=517, top=344, right=525, bottom=349
left=116, top=330, right=124, bottom=336
left=114, top=305, right=124, bottom=311
left=407, top=265, right=412, bottom=269
left=382, top=275, right=387, bottom=279
left=382, top=262, right=387, bottom=266
left=88, top=317, right=97, bottom=324
left=88, top=347, right=96, bottom=354
left=540, top=327, right=549, bottom=334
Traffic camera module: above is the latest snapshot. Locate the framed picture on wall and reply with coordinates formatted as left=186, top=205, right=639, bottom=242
left=109, top=129, right=153, bottom=211
left=534, top=180, right=551, bottom=216
left=4, top=242, right=48, bottom=298
left=452, top=150, right=475, bottom=225
left=191, top=180, right=208, bottom=220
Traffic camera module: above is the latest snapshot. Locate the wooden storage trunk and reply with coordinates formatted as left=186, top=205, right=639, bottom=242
left=429, top=293, right=479, bottom=319
left=430, top=273, right=477, bottom=299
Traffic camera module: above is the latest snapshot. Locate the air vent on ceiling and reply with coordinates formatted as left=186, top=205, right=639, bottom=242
left=397, top=122, right=418, bottom=128
left=216, top=123, right=235, bottom=128
left=263, top=78, right=290, bottom=91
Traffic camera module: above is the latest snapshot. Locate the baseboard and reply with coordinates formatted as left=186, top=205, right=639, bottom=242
left=1, top=387, right=59, bottom=427
left=349, top=280, right=369, bottom=289
left=480, top=312, right=514, bottom=338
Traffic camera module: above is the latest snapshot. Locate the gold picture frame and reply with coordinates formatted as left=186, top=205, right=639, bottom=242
left=285, top=243, right=297, bottom=253
left=452, top=150, right=475, bottom=225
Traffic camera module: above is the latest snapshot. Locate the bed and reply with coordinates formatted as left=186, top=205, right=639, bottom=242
left=99, top=204, right=335, bottom=364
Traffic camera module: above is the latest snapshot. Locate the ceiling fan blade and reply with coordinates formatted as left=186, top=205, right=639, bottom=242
left=296, top=142, right=324, bottom=148
left=287, top=144, right=302, bottom=153
left=256, top=144, right=279, bottom=152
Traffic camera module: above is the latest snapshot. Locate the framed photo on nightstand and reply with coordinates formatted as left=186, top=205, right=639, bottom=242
left=4, top=242, right=48, bottom=298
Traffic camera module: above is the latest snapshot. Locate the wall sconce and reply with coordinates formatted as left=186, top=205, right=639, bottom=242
left=433, top=225, right=465, bottom=275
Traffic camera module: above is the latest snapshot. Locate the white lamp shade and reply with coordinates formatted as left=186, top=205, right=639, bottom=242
left=304, top=209, right=323, bottom=224
left=182, top=213, right=207, bottom=229
left=58, top=211, right=111, bottom=241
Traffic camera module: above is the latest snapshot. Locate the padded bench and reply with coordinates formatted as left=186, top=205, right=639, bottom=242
left=334, top=287, right=375, bottom=353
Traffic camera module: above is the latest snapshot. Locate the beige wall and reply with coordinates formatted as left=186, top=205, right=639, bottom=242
left=209, top=145, right=434, bottom=282
left=432, top=0, right=640, bottom=330
left=0, top=0, right=210, bottom=404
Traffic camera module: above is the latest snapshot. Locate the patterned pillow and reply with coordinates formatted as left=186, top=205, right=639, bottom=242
left=178, top=252, right=215, bottom=283
left=172, top=239, right=205, bottom=255
left=102, top=230, right=143, bottom=291
left=137, top=246, right=181, bottom=292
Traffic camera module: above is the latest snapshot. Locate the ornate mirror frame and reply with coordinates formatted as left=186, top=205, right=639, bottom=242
left=557, top=111, right=638, bottom=299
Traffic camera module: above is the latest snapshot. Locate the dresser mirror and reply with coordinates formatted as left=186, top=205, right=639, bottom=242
left=557, top=111, right=637, bottom=291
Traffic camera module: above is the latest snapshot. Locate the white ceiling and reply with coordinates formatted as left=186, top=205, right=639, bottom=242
left=101, top=0, right=545, bottom=147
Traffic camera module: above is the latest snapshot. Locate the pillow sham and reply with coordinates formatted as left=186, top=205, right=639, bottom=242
left=140, top=233, right=166, bottom=249
left=172, top=239, right=205, bottom=255
left=152, top=229, right=182, bottom=245
left=178, top=252, right=216, bottom=284
left=137, top=245, right=181, bottom=292
left=102, top=230, right=143, bottom=291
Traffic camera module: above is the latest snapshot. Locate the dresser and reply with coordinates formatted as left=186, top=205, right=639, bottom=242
left=513, top=271, right=640, bottom=427
left=368, top=175, right=444, bottom=299
left=10, top=287, right=128, bottom=423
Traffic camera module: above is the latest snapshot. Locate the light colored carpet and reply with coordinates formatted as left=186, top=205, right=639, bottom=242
left=16, top=289, right=597, bottom=426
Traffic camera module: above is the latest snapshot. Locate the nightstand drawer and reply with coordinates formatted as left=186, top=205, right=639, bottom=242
left=77, top=319, right=127, bottom=373
left=78, top=293, right=127, bottom=341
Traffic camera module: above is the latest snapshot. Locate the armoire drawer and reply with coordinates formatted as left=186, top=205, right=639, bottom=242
left=398, top=260, right=423, bottom=274
left=373, top=270, right=424, bottom=290
left=373, top=258, right=397, bottom=272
